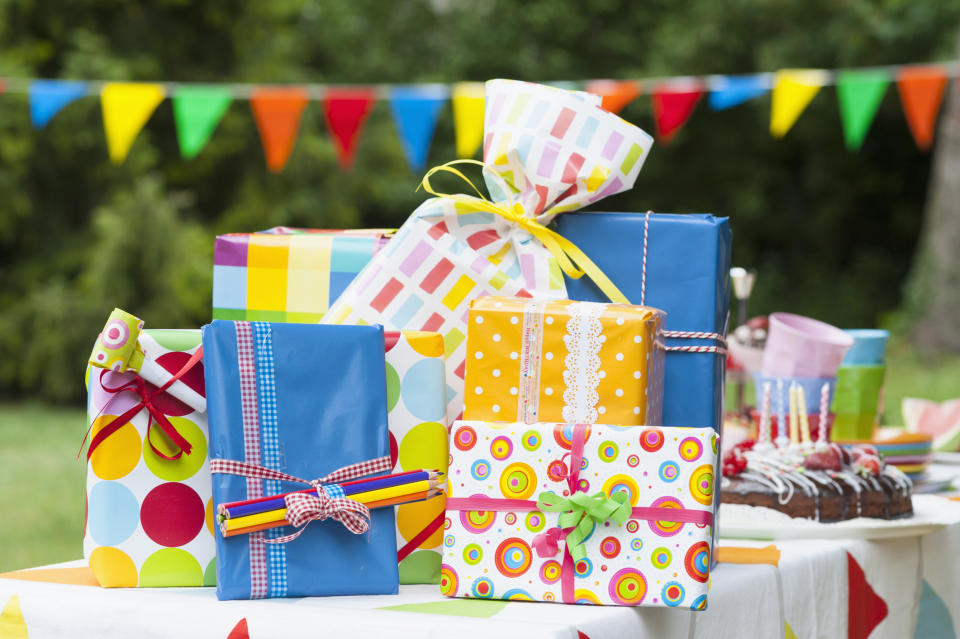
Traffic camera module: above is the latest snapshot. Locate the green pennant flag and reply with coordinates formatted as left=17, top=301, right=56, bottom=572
left=836, top=70, right=890, bottom=151
left=172, top=86, right=233, bottom=159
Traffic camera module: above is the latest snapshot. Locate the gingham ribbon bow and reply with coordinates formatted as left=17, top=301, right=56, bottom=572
left=210, top=455, right=392, bottom=542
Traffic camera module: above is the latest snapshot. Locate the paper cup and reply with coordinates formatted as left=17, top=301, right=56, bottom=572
left=753, top=374, right=835, bottom=415
left=831, top=413, right=877, bottom=442
left=841, top=329, right=889, bottom=365
left=761, top=313, right=853, bottom=378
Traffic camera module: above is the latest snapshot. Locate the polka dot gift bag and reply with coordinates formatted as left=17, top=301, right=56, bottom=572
left=443, top=421, right=717, bottom=608
left=83, top=310, right=214, bottom=587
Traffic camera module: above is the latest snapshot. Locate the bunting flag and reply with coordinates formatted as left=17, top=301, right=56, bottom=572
left=451, top=82, right=484, bottom=158
left=770, top=69, right=829, bottom=138
left=323, top=88, right=376, bottom=169
left=249, top=87, right=309, bottom=172
left=29, top=79, right=87, bottom=128
left=100, top=82, right=165, bottom=164
left=388, top=86, right=446, bottom=171
left=836, top=70, right=890, bottom=150
left=586, top=79, right=642, bottom=114
left=708, top=74, right=770, bottom=110
left=651, top=82, right=703, bottom=142
left=896, top=66, right=949, bottom=150
left=172, top=86, right=232, bottom=159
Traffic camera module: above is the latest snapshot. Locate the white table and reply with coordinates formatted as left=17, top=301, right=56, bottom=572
left=3, top=495, right=959, bottom=639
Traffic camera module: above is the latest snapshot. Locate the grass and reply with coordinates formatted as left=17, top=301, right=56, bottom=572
left=0, top=403, right=86, bottom=572
left=2, top=343, right=959, bottom=573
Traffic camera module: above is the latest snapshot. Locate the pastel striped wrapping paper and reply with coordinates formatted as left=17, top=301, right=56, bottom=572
left=324, top=80, right=653, bottom=421
left=213, top=227, right=391, bottom=323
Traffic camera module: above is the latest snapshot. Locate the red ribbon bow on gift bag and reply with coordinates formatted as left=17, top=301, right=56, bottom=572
left=83, top=347, right=204, bottom=461
left=210, top=456, right=393, bottom=542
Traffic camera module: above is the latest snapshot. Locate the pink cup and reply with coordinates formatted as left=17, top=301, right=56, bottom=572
left=761, top=312, right=854, bottom=378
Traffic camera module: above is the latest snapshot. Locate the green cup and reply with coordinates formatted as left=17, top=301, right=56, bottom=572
left=831, top=364, right=886, bottom=441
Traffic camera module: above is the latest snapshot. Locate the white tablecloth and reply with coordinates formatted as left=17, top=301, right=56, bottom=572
left=3, top=496, right=960, bottom=639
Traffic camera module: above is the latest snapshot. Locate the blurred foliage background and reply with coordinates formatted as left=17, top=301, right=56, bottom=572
left=2, top=0, right=960, bottom=403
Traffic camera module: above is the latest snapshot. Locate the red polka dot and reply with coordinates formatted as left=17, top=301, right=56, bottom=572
left=384, top=332, right=400, bottom=352
left=389, top=431, right=399, bottom=469
left=150, top=352, right=205, bottom=417
left=141, top=482, right=205, bottom=546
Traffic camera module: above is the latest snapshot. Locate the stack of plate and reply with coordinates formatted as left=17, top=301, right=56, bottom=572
left=873, top=428, right=934, bottom=479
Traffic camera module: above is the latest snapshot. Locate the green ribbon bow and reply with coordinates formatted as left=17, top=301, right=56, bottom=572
left=536, top=490, right=632, bottom=562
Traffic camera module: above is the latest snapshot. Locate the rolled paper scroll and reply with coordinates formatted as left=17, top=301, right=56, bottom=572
left=89, top=308, right=206, bottom=412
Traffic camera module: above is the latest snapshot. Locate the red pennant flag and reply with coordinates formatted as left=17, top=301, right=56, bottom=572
left=250, top=88, right=309, bottom=172
left=651, top=82, right=704, bottom=143
left=585, top=80, right=642, bottom=114
left=323, top=88, right=376, bottom=169
left=847, top=552, right=887, bottom=639
left=896, top=66, right=948, bottom=151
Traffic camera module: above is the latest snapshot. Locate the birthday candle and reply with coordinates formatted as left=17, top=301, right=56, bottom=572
left=817, top=382, right=830, bottom=448
left=759, top=381, right=772, bottom=445
left=776, top=379, right=788, bottom=449
left=797, top=385, right=811, bottom=445
left=788, top=383, right=800, bottom=446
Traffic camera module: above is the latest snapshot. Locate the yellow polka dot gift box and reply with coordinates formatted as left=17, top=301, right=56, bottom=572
left=464, top=297, right=665, bottom=426
left=443, top=421, right=717, bottom=608
left=83, top=328, right=214, bottom=588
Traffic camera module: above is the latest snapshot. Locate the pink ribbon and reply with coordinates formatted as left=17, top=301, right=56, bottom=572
left=446, top=425, right=713, bottom=604
left=210, top=456, right=392, bottom=542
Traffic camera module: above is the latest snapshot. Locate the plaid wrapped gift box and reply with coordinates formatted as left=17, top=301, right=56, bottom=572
left=213, top=228, right=391, bottom=323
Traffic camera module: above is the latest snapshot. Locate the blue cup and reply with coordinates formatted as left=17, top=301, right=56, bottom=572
left=754, top=373, right=836, bottom=415
left=842, top=329, right=889, bottom=365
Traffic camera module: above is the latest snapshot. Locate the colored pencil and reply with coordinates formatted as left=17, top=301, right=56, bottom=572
left=221, top=489, right=443, bottom=538
left=222, top=479, right=441, bottom=532
left=220, top=470, right=439, bottom=520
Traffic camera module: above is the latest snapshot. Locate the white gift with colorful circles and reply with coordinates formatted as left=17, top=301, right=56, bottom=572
left=83, top=329, right=215, bottom=587
left=442, top=421, right=716, bottom=608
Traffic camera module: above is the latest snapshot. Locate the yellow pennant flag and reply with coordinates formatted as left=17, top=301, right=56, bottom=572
left=0, top=595, right=29, bottom=639
left=452, top=82, right=485, bottom=158
left=770, top=70, right=829, bottom=138
left=101, top=82, right=165, bottom=163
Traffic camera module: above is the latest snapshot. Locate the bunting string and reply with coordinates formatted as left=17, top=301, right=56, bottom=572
left=2, top=60, right=957, bottom=170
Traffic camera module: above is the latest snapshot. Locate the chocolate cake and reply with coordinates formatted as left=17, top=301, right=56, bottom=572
left=720, top=441, right=913, bottom=522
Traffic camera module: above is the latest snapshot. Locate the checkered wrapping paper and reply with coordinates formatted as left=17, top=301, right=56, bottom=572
left=213, top=228, right=391, bottom=323
left=324, top=80, right=653, bottom=422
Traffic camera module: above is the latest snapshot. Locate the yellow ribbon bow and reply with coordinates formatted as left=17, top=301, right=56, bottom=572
left=419, top=159, right=630, bottom=305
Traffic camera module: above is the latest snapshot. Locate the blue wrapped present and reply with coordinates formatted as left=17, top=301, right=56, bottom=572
left=202, top=320, right=398, bottom=600
left=556, top=212, right=732, bottom=433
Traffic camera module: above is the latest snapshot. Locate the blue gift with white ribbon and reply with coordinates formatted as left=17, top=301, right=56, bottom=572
left=556, top=212, right=732, bottom=433
left=202, top=320, right=398, bottom=600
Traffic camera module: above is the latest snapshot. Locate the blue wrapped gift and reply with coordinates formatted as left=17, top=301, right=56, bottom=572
left=556, top=212, right=732, bottom=433
left=202, top=320, right=398, bottom=600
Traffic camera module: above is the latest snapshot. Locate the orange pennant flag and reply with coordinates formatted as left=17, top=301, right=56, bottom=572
left=896, top=66, right=948, bottom=150
left=586, top=80, right=642, bottom=114
left=250, top=88, right=309, bottom=172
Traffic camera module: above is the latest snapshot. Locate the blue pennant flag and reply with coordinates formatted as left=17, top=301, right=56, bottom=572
left=388, top=86, right=446, bottom=171
left=708, top=75, right=770, bottom=111
left=29, top=80, right=88, bottom=128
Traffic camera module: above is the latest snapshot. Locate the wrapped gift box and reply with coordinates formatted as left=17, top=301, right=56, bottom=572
left=386, top=331, right=449, bottom=583
left=556, top=213, right=731, bottom=433
left=464, top=296, right=664, bottom=426
left=325, top=80, right=653, bottom=423
left=84, top=329, right=214, bottom=588
left=202, top=321, right=398, bottom=599
left=443, top=421, right=717, bottom=608
left=213, top=228, right=391, bottom=323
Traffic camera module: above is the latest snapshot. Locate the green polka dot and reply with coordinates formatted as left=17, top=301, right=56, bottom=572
left=146, top=330, right=202, bottom=351
left=203, top=557, right=217, bottom=586
left=398, top=550, right=441, bottom=584
left=398, top=422, right=448, bottom=473
left=142, top=417, right=207, bottom=481
left=386, top=362, right=401, bottom=412
left=139, top=548, right=203, bottom=587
